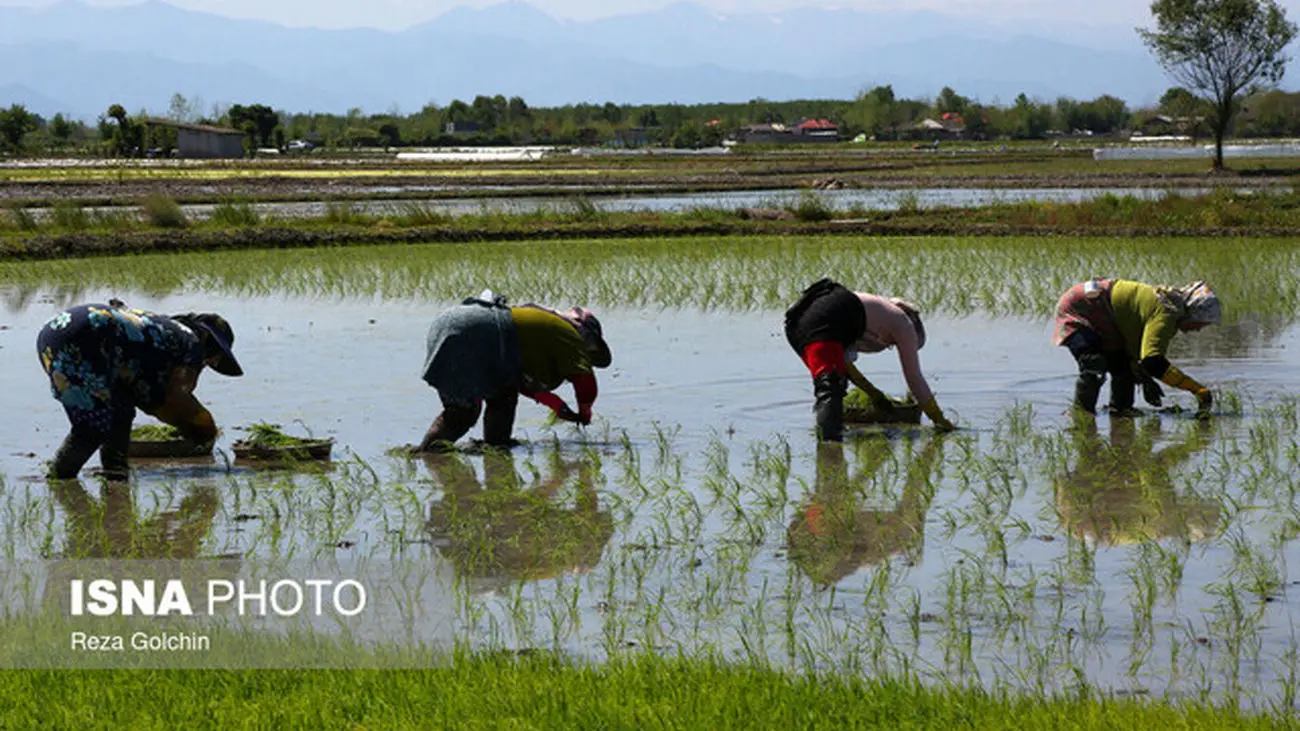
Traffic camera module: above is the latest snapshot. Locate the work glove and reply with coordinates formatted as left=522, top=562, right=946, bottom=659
left=555, top=406, right=590, bottom=426
left=1159, top=364, right=1206, bottom=394
left=1141, top=376, right=1164, bottom=408
left=1161, top=365, right=1213, bottom=418
left=1195, top=389, right=1213, bottom=419
left=919, top=397, right=957, bottom=432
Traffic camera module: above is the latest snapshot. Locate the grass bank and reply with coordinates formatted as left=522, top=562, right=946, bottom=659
left=7, top=188, right=1300, bottom=262
left=0, top=653, right=1289, bottom=729
left=7, top=184, right=1300, bottom=258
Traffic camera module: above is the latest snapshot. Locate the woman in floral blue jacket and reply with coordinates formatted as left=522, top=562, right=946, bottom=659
left=36, top=301, right=243, bottom=480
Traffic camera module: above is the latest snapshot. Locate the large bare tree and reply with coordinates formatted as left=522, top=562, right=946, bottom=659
left=1139, top=0, right=1297, bottom=170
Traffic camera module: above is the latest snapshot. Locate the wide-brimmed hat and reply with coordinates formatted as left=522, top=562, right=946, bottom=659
left=569, top=307, right=612, bottom=368
left=176, top=312, right=243, bottom=377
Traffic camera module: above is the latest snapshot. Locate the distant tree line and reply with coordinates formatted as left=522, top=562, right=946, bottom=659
left=1, top=0, right=1292, bottom=161
left=0, top=86, right=1294, bottom=156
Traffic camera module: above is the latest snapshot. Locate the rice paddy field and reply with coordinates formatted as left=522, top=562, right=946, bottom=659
left=3, top=148, right=1298, bottom=208
left=2, top=233, right=1300, bottom=725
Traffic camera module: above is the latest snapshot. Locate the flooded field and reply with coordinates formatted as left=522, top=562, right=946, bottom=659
left=2, top=236, right=1300, bottom=703
left=19, top=186, right=1243, bottom=223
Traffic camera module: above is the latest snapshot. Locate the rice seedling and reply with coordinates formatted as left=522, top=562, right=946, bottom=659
left=323, top=201, right=371, bottom=225
left=896, top=190, right=922, bottom=215
left=392, top=201, right=451, bottom=227
left=208, top=198, right=261, bottom=227
left=48, top=202, right=90, bottom=231
left=2, top=236, right=1298, bottom=326
left=563, top=196, right=605, bottom=223
left=5, top=203, right=39, bottom=232
left=90, top=207, right=139, bottom=231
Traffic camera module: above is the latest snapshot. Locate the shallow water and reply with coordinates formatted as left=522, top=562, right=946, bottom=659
left=27, top=186, right=1238, bottom=223
left=2, top=289, right=1300, bottom=700
left=1095, top=144, right=1300, bottom=161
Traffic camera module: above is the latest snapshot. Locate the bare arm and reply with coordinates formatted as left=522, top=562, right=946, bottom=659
left=143, top=367, right=218, bottom=444
left=846, top=363, right=888, bottom=403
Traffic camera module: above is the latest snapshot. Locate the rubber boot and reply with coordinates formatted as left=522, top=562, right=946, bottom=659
left=417, top=404, right=481, bottom=453
left=49, top=426, right=104, bottom=479
left=1107, top=367, right=1137, bottom=416
left=812, top=372, right=847, bottom=442
left=1072, top=352, right=1107, bottom=415
left=1073, top=374, right=1103, bottom=415
left=482, top=390, right=519, bottom=448
left=98, top=409, right=134, bottom=482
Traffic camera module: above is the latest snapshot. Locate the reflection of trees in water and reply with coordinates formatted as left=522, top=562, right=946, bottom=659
left=1, top=284, right=95, bottom=314
left=1168, top=315, right=1294, bottom=360
left=51, top=479, right=220, bottom=559
left=0, top=282, right=185, bottom=315
left=1056, top=418, right=1220, bottom=547
left=787, top=435, right=942, bottom=587
left=424, top=449, right=614, bottom=586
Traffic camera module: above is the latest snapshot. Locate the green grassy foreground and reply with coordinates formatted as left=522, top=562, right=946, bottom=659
left=0, top=654, right=1290, bottom=730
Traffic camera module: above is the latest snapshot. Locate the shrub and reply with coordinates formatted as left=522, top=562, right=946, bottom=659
left=141, top=193, right=188, bottom=228
left=789, top=192, right=834, bottom=222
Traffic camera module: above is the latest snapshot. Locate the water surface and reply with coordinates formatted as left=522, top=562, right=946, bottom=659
left=2, top=288, right=1299, bottom=698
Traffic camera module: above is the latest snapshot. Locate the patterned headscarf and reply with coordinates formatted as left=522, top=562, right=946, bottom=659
left=1155, top=281, right=1221, bottom=326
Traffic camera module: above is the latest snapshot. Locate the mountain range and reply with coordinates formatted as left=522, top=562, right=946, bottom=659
left=0, top=0, right=1282, bottom=120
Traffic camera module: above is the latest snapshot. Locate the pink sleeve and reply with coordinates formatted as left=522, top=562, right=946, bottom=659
left=571, top=373, right=598, bottom=420
left=526, top=390, right=570, bottom=415
left=893, top=325, right=934, bottom=405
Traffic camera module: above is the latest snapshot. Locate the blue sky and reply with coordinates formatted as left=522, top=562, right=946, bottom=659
left=7, top=0, right=1299, bottom=31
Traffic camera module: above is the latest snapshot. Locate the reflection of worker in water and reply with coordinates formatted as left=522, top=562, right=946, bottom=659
left=51, top=478, right=219, bottom=558
left=423, top=449, right=614, bottom=583
left=35, top=300, right=243, bottom=480
left=788, top=436, right=942, bottom=587
left=416, top=291, right=613, bottom=452
left=1056, top=417, right=1220, bottom=546
left=1053, top=279, right=1219, bottom=416
left=42, top=478, right=234, bottom=617
left=784, top=278, right=955, bottom=442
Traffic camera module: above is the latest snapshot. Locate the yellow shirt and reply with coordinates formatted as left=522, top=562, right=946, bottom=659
left=509, top=307, right=592, bottom=392
left=1109, top=280, right=1178, bottom=362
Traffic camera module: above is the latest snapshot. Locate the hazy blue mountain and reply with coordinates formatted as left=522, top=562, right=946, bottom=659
left=0, top=43, right=390, bottom=119
left=0, top=0, right=1233, bottom=117
left=845, top=35, right=1169, bottom=105
left=0, top=83, right=72, bottom=118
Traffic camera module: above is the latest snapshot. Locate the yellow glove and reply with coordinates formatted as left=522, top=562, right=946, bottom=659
left=919, top=398, right=957, bottom=431
left=1161, top=365, right=1212, bottom=417
left=1159, top=364, right=1205, bottom=394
